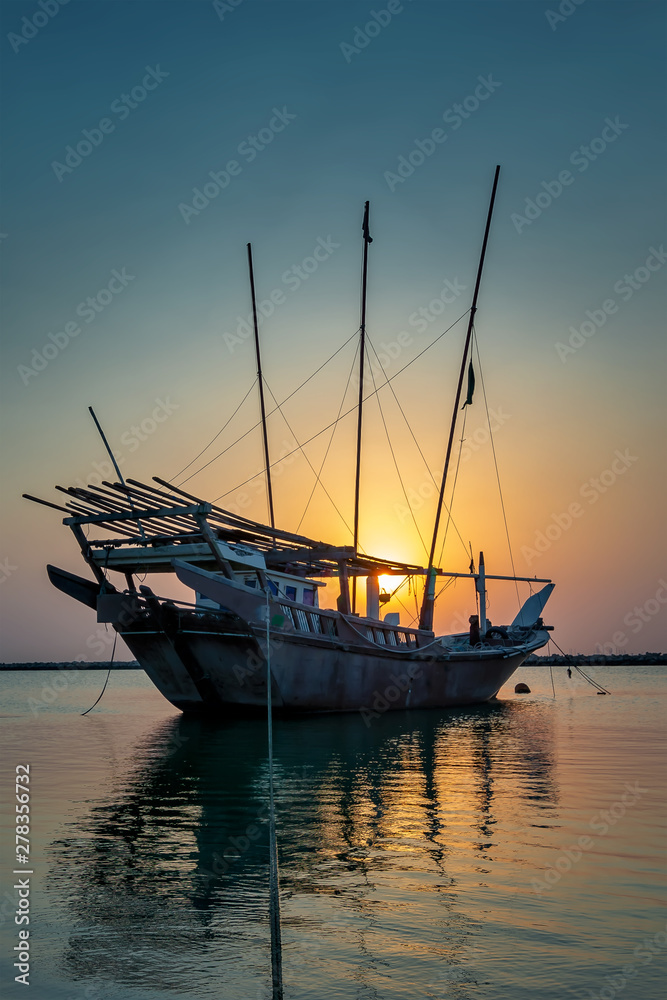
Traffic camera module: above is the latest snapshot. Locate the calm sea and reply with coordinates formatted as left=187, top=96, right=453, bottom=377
left=1, top=665, right=665, bottom=1000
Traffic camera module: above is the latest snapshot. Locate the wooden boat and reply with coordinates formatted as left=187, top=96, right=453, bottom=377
left=25, top=167, right=555, bottom=717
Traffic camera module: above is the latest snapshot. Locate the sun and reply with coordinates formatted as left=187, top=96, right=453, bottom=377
left=378, top=574, right=409, bottom=599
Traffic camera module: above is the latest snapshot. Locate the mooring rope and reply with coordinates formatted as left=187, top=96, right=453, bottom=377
left=550, top=636, right=611, bottom=695
left=81, top=631, right=116, bottom=716
left=265, top=593, right=284, bottom=999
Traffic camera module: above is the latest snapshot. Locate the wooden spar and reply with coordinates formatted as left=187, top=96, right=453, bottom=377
left=54, top=486, right=162, bottom=537
left=103, top=481, right=212, bottom=534
left=419, top=166, right=501, bottom=633
left=89, top=406, right=147, bottom=540
left=63, top=501, right=212, bottom=526
left=149, top=477, right=341, bottom=549
left=53, top=486, right=144, bottom=532
left=144, top=479, right=430, bottom=575
left=352, top=201, right=372, bottom=613
left=22, top=493, right=75, bottom=515
left=247, top=243, right=276, bottom=531
left=436, top=569, right=551, bottom=584
left=32, top=469, right=550, bottom=583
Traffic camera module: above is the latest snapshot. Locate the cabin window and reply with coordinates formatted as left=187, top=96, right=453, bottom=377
left=267, top=580, right=278, bottom=596
left=244, top=577, right=257, bottom=589
left=285, top=586, right=297, bottom=601
left=302, top=589, right=315, bottom=606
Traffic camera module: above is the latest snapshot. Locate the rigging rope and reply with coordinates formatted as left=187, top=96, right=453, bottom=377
left=172, top=378, right=258, bottom=482
left=403, top=574, right=457, bottom=629
left=365, top=351, right=429, bottom=558
left=295, top=342, right=360, bottom=534
left=472, top=330, right=522, bottom=613
left=437, top=405, right=469, bottom=570
left=366, top=341, right=440, bottom=488
left=194, top=311, right=470, bottom=493
left=263, top=380, right=355, bottom=539
left=180, top=330, right=359, bottom=486
left=366, top=336, right=470, bottom=562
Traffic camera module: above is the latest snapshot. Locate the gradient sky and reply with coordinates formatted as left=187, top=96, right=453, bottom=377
left=1, top=0, right=665, bottom=660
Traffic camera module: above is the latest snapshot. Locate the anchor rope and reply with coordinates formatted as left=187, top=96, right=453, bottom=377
left=81, top=631, right=116, bottom=716
left=265, top=593, right=284, bottom=999
left=549, top=636, right=611, bottom=694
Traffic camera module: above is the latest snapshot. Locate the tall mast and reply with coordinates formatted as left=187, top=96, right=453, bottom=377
left=418, top=165, right=501, bottom=632
left=352, top=201, right=372, bottom=612
left=247, top=242, right=275, bottom=530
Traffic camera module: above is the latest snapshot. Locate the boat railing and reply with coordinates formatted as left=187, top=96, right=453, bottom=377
left=340, top=614, right=428, bottom=649
left=274, top=602, right=423, bottom=648
left=114, top=586, right=430, bottom=649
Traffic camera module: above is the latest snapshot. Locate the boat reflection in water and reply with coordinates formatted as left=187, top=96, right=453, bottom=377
left=47, top=701, right=557, bottom=998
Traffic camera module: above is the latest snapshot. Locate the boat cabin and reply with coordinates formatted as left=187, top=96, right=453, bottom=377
left=195, top=569, right=324, bottom=610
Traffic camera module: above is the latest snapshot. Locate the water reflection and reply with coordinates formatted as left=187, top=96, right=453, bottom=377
left=47, top=701, right=558, bottom=997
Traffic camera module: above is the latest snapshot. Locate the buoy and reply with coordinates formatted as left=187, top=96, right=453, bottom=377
left=515, top=682, right=531, bottom=693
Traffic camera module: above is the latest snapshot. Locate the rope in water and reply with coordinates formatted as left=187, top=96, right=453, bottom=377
left=265, top=595, right=284, bottom=999
left=550, top=636, right=611, bottom=695
left=80, top=631, right=117, bottom=716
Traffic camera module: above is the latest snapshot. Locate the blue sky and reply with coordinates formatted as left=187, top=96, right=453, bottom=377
left=1, top=0, right=665, bottom=658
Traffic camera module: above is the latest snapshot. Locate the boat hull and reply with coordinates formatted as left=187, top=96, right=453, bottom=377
left=118, top=607, right=542, bottom=716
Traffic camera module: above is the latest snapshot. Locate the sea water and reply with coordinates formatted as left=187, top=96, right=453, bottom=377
left=0, top=665, right=665, bottom=999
